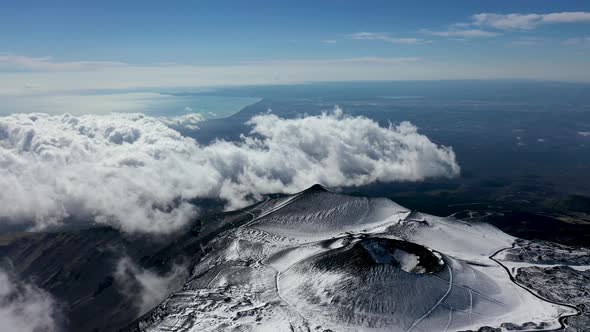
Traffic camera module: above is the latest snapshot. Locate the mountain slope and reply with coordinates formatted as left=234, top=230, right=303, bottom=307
left=127, top=186, right=574, bottom=332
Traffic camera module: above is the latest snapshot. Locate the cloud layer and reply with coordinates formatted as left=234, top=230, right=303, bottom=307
left=0, top=54, right=126, bottom=72
left=0, top=109, right=459, bottom=233
left=0, top=268, right=61, bottom=332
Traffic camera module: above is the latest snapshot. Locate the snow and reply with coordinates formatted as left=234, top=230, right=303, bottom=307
left=134, top=186, right=574, bottom=332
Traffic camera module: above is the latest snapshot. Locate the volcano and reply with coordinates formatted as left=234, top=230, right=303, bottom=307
left=125, top=185, right=576, bottom=332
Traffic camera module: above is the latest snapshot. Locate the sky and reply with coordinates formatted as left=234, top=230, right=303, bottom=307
left=0, top=0, right=590, bottom=96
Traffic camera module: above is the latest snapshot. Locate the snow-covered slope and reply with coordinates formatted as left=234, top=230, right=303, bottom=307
left=129, top=185, right=576, bottom=332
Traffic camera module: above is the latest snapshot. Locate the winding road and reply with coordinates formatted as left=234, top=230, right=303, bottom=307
left=489, top=244, right=582, bottom=331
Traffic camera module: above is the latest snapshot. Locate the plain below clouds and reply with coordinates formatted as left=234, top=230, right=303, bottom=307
left=0, top=268, right=61, bottom=332
left=0, top=108, right=460, bottom=233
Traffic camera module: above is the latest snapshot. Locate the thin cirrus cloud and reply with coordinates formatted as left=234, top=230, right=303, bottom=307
left=0, top=54, right=418, bottom=75
left=472, top=12, right=590, bottom=30
left=0, top=54, right=127, bottom=72
left=0, top=54, right=427, bottom=95
left=242, top=56, right=420, bottom=65
left=420, top=28, right=500, bottom=38
left=350, top=32, right=428, bottom=44
left=423, top=11, right=590, bottom=39
left=0, top=108, right=460, bottom=234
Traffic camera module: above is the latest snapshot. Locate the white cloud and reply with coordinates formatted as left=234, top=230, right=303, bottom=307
left=424, top=11, right=590, bottom=40
left=243, top=56, right=420, bottom=66
left=320, top=40, right=337, bottom=44
left=0, top=108, right=459, bottom=233
left=160, top=113, right=204, bottom=130
left=472, top=13, right=542, bottom=30
left=115, top=257, right=188, bottom=316
left=335, top=56, right=420, bottom=64
left=421, top=28, right=500, bottom=38
left=350, top=32, right=427, bottom=44
left=0, top=54, right=126, bottom=72
left=472, top=12, right=590, bottom=30
left=540, top=12, right=590, bottom=24
left=0, top=268, right=61, bottom=332
left=579, top=131, right=590, bottom=137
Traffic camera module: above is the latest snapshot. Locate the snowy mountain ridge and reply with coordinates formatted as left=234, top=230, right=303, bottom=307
left=128, top=185, right=578, bottom=332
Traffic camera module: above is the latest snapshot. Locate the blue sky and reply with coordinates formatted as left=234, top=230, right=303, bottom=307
left=1, top=0, right=590, bottom=96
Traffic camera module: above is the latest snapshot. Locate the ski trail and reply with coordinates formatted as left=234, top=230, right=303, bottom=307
left=406, top=264, right=453, bottom=332
left=429, top=273, right=508, bottom=308
left=468, top=289, right=473, bottom=322
left=443, top=308, right=453, bottom=332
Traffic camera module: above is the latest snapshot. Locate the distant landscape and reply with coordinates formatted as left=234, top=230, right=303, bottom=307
left=188, top=81, right=590, bottom=245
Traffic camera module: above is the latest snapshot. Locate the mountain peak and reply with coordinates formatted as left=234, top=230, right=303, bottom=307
left=303, top=184, right=330, bottom=193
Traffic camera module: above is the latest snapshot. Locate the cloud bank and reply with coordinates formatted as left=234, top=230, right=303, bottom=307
left=0, top=109, right=459, bottom=233
left=0, top=268, right=61, bottom=332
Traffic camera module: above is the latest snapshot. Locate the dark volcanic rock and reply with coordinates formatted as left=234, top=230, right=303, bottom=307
left=505, top=239, right=590, bottom=265
left=0, top=209, right=251, bottom=332
left=515, top=266, right=590, bottom=332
